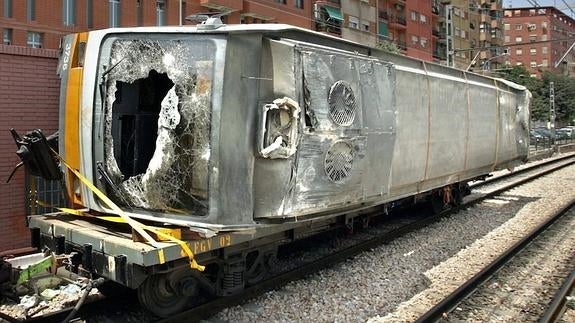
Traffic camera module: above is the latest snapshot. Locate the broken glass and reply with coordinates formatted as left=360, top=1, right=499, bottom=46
left=100, top=37, right=216, bottom=215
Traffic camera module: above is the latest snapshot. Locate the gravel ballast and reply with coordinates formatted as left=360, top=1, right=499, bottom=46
left=2, top=158, right=573, bottom=323
left=214, top=165, right=575, bottom=322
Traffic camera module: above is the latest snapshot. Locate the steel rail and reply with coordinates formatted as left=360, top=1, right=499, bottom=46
left=160, top=155, right=575, bottom=322
left=9, top=153, right=575, bottom=323
left=415, top=201, right=575, bottom=323
left=470, top=151, right=575, bottom=190
left=539, top=270, right=575, bottom=323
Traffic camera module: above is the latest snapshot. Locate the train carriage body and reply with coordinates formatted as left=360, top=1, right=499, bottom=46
left=24, top=24, right=530, bottom=316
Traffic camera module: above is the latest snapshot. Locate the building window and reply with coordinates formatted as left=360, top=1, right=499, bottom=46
left=527, top=23, right=536, bottom=31
left=515, top=36, right=522, bottom=43
left=542, top=59, right=548, bottom=67
left=515, top=24, right=522, bottom=30
left=63, top=0, right=76, bottom=26
left=542, top=46, right=548, bottom=54
left=504, top=23, right=510, bottom=30
left=516, top=48, right=523, bottom=55
left=348, top=15, right=359, bottom=29
left=504, top=10, right=512, bottom=17
left=136, top=0, right=143, bottom=26
left=109, top=0, right=121, bottom=27
left=504, top=35, right=510, bottom=43
left=541, top=34, right=547, bottom=41
left=295, top=0, right=303, bottom=9
left=3, top=0, right=12, bottom=18
left=156, top=0, right=166, bottom=26
left=27, top=31, right=42, bottom=48
left=275, top=0, right=286, bottom=4
left=86, top=0, right=93, bottom=28
left=530, top=48, right=537, bottom=55
left=3, top=28, right=12, bottom=45
left=420, top=37, right=428, bottom=48
left=530, top=61, right=537, bottom=68
left=420, top=14, right=427, bottom=24
left=514, top=10, right=521, bottom=16
left=411, top=11, right=418, bottom=21
left=516, top=62, right=523, bottom=66
left=27, top=0, right=35, bottom=21
left=361, top=21, right=369, bottom=31
left=411, top=35, right=418, bottom=44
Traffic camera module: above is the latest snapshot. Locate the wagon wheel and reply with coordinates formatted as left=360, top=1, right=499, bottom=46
left=430, top=191, right=447, bottom=214
left=451, top=185, right=464, bottom=206
left=137, top=273, right=196, bottom=318
left=245, top=251, right=267, bottom=285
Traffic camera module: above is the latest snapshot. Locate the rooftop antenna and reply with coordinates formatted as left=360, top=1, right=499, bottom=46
left=185, top=11, right=230, bottom=29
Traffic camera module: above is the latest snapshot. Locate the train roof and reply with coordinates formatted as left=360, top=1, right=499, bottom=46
left=84, top=23, right=528, bottom=93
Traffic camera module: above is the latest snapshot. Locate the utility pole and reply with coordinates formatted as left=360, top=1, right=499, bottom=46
left=549, top=81, right=556, bottom=144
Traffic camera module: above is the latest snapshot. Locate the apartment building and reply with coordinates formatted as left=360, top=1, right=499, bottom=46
left=340, top=0, right=377, bottom=47
left=503, top=6, right=575, bottom=77
left=1, top=0, right=313, bottom=50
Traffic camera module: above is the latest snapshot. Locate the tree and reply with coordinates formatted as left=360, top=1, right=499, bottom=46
left=541, top=72, right=575, bottom=126
left=496, top=66, right=546, bottom=121
left=496, top=66, right=575, bottom=126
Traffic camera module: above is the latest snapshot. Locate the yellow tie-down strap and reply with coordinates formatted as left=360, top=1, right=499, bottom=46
left=50, top=154, right=204, bottom=271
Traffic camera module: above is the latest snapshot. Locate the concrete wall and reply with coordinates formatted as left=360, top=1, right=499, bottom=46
left=0, top=45, right=59, bottom=250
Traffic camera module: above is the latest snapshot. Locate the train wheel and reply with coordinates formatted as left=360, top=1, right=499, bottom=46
left=452, top=185, right=464, bottom=206
left=245, top=251, right=267, bottom=285
left=137, top=272, right=197, bottom=318
left=430, top=191, right=447, bottom=214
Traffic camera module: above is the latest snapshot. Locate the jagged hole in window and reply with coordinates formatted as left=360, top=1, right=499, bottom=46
left=102, top=38, right=214, bottom=215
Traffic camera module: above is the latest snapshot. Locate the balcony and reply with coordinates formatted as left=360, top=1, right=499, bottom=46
left=397, top=40, right=407, bottom=51
left=432, top=28, right=440, bottom=37
left=316, top=0, right=341, bottom=7
left=379, top=10, right=389, bottom=21
left=315, top=21, right=342, bottom=36
left=433, top=49, right=446, bottom=60
left=200, top=0, right=243, bottom=11
left=388, top=14, right=406, bottom=29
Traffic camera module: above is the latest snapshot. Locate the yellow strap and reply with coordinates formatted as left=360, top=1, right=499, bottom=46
left=52, top=153, right=204, bottom=271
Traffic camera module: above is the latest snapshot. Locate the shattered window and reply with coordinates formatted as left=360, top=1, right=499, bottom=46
left=98, top=36, right=217, bottom=215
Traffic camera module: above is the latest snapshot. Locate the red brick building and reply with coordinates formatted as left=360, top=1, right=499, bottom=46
left=0, top=45, right=60, bottom=250
left=1, top=0, right=313, bottom=50
left=0, top=0, right=315, bottom=251
left=503, top=6, right=575, bottom=77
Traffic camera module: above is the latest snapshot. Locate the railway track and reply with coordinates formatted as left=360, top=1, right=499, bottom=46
left=5, top=152, right=575, bottom=322
left=159, top=154, right=575, bottom=322
left=540, top=270, right=575, bottom=323
left=415, top=201, right=575, bottom=322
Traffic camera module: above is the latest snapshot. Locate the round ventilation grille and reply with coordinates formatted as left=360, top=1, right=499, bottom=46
left=325, top=141, right=355, bottom=183
left=328, top=81, right=357, bottom=127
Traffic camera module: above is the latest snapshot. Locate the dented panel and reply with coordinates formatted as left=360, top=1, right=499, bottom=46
left=97, top=36, right=218, bottom=215
left=253, top=43, right=397, bottom=218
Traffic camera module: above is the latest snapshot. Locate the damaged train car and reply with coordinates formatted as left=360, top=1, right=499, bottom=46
left=12, top=23, right=530, bottom=316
